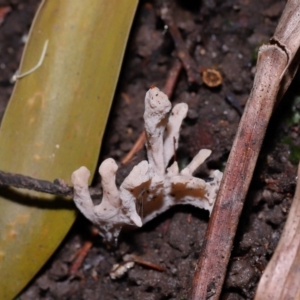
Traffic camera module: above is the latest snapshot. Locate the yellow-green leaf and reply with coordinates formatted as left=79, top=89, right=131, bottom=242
left=0, top=0, right=138, bottom=298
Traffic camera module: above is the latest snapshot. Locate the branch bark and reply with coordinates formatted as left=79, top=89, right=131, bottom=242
left=0, top=170, right=101, bottom=199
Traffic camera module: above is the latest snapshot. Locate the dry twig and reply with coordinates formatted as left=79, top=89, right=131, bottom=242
left=69, top=240, right=93, bottom=276
left=121, top=131, right=146, bottom=165
left=0, top=170, right=101, bottom=199
left=191, top=1, right=300, bottom=299
left=69, top=228, right=99, bottom=276
left=124, top=254, right=166, bottom=272
left=0, top=6, right=11, bottom=26
left=163, top=59, right=183, bottom=99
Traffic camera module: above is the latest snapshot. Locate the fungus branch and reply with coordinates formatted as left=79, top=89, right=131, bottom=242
left=72, top=87, right=222, bottom=243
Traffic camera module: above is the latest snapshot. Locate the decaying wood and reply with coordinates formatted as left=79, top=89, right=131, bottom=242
left=254, top=163, right=300, bottom=300
left=191, top=1, right=300, bottom=299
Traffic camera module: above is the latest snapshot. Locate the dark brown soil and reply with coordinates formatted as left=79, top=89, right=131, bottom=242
left=1, top=0, right=299, bottom=299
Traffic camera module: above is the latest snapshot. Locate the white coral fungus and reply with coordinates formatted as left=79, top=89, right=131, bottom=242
left=71, top=87, right=222, bottom=243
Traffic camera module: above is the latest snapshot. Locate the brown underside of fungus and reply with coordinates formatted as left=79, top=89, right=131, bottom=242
left=71, top=87, right=222, bottom=243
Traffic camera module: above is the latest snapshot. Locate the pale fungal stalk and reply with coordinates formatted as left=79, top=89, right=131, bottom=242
left=72, top=87, right=223, bottom=243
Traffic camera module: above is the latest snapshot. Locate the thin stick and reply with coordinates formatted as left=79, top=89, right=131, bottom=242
left=121, top=131, right=146, bottom=165
left=163, top=59, right=182, bottom=99
left=68, top=227, right=99, bottom=276
left=124, top=254, right=166, bottom=272
left=0, top=170, right=101, bottom=199
left=132, top=257, right=166, bottom=272
left=0, top=6, right=11, bottom=26
left=69, top=240, right=93, bottom=275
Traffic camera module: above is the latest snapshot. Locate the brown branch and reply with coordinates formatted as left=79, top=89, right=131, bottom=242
left=124, top=254, right=166, bottom=272
left=163, top=59, right=182, bottom=99
left=68, top=227, right=99, bottom=276
left=0, top=170, right=101, bottom=199
left=121, top=131, right=146, bottom=165
left=69, top=240, right=93, bottom=276
left=191, top=1, right=300, bottom=298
